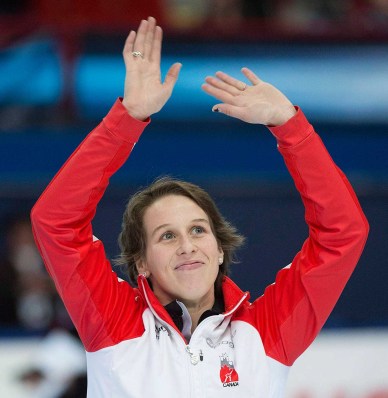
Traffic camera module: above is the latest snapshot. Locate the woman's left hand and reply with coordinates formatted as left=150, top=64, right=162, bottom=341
left=202, top=68, right=296, bottom=126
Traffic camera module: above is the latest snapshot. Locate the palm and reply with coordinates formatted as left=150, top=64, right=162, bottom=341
left=202, top=68, right=296, bottom=126
left=124, top=69, right=164, bottom=117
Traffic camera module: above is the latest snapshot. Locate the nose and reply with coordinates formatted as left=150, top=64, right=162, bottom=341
left=176, top=235, right=197, bottom=256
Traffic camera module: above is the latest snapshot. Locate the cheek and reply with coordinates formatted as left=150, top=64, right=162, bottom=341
left=146, top=246, right=173, bottom=272
left=207, top=240, right=222, bottom=258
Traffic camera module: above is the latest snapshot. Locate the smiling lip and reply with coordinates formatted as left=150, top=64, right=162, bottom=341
left=175, top=261, right=204, bottom=271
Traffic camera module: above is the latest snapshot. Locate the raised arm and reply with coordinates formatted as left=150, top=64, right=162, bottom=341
left=30, top=17, right=180, bottom=351
left=203, top=68, right=369, bottom=364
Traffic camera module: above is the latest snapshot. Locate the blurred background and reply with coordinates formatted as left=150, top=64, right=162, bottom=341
left=1, top=1, right=387, bottom=397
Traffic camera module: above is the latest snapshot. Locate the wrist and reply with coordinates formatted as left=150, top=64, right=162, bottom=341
left=271, top=105, right=297, bottom=127
left=121, top=98, right=149, bottom=121
left=268, top=107, right=314, bottom=147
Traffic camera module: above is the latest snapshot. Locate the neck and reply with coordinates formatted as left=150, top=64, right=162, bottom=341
left=180, top=294, right=215, bottom=332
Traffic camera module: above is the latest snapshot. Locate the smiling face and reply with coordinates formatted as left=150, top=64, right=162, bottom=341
left=136, top=194, right=223, bottom=308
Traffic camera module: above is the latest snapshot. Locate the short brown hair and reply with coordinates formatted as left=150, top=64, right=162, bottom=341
left=115, top=176, right=244, bottom=286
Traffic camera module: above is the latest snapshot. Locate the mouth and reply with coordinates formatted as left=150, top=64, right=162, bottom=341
left=175, top=260, right=205, bottom=271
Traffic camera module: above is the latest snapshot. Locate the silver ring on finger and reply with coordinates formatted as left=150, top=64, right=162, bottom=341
left=132, top=51, right=144, bottom=58
left=240, top=83, right=247, bottom=91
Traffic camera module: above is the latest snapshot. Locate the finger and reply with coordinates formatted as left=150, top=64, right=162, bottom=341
left=133, top=19, right=148, bottom=54
left=150, top=25, right=162, bottom=64
left=204, top=76, right=241, bottom=96
left=144, top=16, right=156, bottom=58
left=164, top=63, right=182, bottom=88
left=124, top=30, right=136, bottom=48
left=123, top=30, right=136, bottom=58
left=215, top=71, right=247, bottom=92
left=201, top=83, right=236, bottom=105
left=212, top=104, right=246, bottom=121
left=241, top=67, right=261, bottom=85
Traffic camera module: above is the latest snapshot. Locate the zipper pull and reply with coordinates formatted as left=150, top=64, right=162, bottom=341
left=186, top=346, right=199, bottom=365
left=199, top=349, right=204, bottom=361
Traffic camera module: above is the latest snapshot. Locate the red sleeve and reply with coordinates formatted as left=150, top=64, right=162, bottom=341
left=31, top=99, right=149, bottom=352
left=252, top=108, right=369, bottom=366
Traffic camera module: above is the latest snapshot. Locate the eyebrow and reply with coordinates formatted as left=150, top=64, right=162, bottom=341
left=151, top=218, right=210, bottom=238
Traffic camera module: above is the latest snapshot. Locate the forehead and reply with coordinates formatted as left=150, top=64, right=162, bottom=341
left=143, top=195, right=209, bottom=227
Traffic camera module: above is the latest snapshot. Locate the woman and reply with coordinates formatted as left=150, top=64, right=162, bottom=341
left=31, top=17, right=369, bottom=397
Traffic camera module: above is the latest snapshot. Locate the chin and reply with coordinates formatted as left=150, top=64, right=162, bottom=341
left=176, top=284, right=214, bottom=303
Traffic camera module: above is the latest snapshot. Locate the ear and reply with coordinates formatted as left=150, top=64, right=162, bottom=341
left=218, top=247, right=224, bottom=264
left=136, top=258, right=148, bottom=274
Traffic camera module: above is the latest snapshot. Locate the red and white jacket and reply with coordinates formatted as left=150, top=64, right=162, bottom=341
left=31, top=99, right=369, bottom=397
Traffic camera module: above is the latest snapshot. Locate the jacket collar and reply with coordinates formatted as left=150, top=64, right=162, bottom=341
left=137, top=274, right=250, bottom=327
left=221, top=276, right=250, bottom=315
left=137, top=275, right=180, bottom=334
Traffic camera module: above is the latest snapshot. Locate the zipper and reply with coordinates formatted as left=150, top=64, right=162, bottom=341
left=140, top=277, right=204, bottom=368
left=184, top=312, right=230, bottom=366
left=140, top=276, right=245, bottom=370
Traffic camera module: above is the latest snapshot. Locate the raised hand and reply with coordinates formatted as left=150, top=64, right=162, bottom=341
left=122, top=17, right=182, bottom=121
left=202, top=67, right=296, bottom=126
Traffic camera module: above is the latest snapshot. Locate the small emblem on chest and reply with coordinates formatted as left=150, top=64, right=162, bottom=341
left=219, top=353, right=239, bottom=387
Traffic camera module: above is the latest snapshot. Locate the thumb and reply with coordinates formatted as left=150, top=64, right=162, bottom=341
left=164, top=62, right=182, bottom=89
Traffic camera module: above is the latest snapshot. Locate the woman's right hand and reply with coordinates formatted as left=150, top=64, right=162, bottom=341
left=122, top=17, right=182, bottom=121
